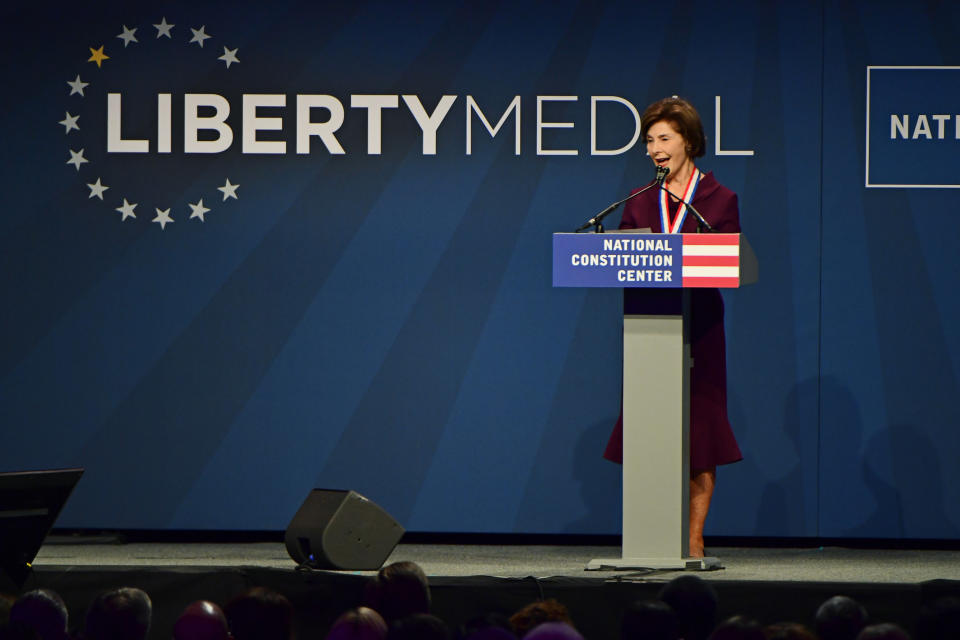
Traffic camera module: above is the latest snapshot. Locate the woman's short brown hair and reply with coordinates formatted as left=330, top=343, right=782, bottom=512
left=641, top=96, right=706, bottom=158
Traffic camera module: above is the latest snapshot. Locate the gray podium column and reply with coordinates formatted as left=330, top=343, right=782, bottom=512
left=587, top=292, right=719, bottom=570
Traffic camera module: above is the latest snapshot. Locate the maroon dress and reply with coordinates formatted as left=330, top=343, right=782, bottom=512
left=602, top=170, right=743, bottom=470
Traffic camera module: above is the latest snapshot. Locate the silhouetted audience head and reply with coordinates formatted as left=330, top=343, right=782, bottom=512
left=9, top=589, right=69, bottom=640
left=0, top=622, right=40, bottom=640
left=1, top=594, right=18, bottom=626
left=84, top=587, right=152, bottom=640
left=855, top=623, right=910, bottom=640
left=386, top=614, right=449, bottom=640
left=523, top=622, right=583, bottom=640
left=461, top=628, right=517, bottom=640
left=709, top=616, right=764, bottom=640
left=620, top=599, right=678, bottom=640
left=365, top=562, right=431, bottom=625
left=916, top=596, right=960, bottom=640
left=174, top=600, right=232, bottom=640
left=326, top=607, right=387, bottom=640
left=658, top=576, right=719, bottom=640
left=224, top=587, right=294, bottom=640
left=457, top=613, right=517, bottom=640
left=815, top=596, right=870, bottom=640
left=508, top=600, right=574, bottom=640
left=763, top=622, right=817, bottom=640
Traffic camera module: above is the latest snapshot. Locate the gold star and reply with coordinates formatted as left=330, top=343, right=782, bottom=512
left=88, top=45, right=109, bottom=68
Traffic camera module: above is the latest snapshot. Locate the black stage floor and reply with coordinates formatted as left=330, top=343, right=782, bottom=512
left=18, top=541, right=960, bottom=640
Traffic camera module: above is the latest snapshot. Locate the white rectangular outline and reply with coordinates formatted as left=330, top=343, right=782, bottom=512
left=865, top=65, right=960, bottom=189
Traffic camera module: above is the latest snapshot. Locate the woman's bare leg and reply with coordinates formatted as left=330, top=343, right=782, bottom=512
left=689, top=467, right=716, bottom=558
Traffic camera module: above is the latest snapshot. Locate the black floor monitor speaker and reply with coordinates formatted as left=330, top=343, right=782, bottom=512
left=0, top=468, right=84, bottom=588
left=285, top=489, right=404, bottom=571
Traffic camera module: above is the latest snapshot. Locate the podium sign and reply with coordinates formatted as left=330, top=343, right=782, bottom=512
left=553, top=232, right=745, bottom=571
left=552, top=232, right=741, bottom=289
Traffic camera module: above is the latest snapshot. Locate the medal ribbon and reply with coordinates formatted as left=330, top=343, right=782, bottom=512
left=659, top=168, right=701, bottom=234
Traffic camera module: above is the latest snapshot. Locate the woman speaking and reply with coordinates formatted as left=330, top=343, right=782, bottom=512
left=603, top=96, right=742, bottom=558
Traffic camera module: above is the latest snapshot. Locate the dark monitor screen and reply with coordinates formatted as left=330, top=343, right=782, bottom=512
left=0, top=468, right=84, bottom=585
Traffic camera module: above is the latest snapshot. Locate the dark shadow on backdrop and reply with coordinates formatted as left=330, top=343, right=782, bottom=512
left=564, top=419, right=622, bottom=535
left=756, top=377, right=818, bottom=536
left=848, top=424, right=960, bottom=539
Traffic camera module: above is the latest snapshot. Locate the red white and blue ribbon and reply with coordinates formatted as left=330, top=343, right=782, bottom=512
left=659, top=168, right=702, bottom=234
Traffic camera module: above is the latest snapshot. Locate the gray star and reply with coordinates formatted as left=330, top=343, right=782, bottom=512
left=59, top=112, right=79, bottom=134
left=117, top=25, right=138, bottom=47
left=154, top=17, right=174, bottom=39
left=189, top=199, right=211, bottom=221
left=190, top=26, right=212, bottom=47
left=217, top=178, right=239, bottom=201
left=153, top=208, right=174, bottom=229
left=87, top=178, right=109, bottom=200
left=116, top=198, right=137, bottom=220
left=67, top=148, right=88, bottom=171
left=218, top=46, right=239, bottom=68
left=67, top=74, right=89, bottom=96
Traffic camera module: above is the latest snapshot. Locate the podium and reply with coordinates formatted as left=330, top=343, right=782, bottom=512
left=553, top=232, right=754, bottom=571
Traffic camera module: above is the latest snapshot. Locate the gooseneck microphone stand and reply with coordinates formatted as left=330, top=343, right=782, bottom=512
left=574, top=179, right=663, bottom=233
left=662, top=188, right=714, bottom=233
left=574, top=166, right=714, bottom=233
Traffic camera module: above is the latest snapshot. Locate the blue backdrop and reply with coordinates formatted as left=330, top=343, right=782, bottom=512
left=1, top=0, right=957, bottom=538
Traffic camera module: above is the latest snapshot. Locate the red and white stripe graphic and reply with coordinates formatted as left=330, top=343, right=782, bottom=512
left=681, top=234, right=740, bottom=288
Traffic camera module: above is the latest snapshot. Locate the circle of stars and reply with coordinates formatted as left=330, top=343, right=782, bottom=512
left=64, top=17, right=243, bottom=231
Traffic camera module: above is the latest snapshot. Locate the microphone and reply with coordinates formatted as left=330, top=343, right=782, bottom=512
left=655, top=165, right=669, bottom=185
